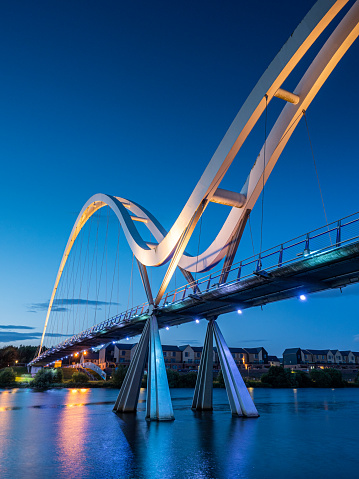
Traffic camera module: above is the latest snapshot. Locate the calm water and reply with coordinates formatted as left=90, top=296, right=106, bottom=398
left=0, top=387, right=358, bottom=479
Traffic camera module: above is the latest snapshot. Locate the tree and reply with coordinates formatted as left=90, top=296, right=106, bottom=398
left=52, top=368, right=63, bottom=384
left=293, top=370, right=312, bottom=387
left=72, top=372, right=89, bottom=384
left=32, top=369, right=54, bottom=389
left=261, top=366, right=296, bottom=388
left=355, top=371, right=359, bottom=385
left=111, top=366, right=127, bottom=388
left=216, top=370, right=225, bottom=388
left=0, top=346, right=18, bottom=368
left=17, top=345, right=38, bottom=364
left=0, top=367, right=16, bottom=386
left=310, top=368, right=344, bottom=388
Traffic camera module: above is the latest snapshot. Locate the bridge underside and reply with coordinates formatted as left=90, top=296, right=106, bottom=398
left=34, top=241, right=359, bottom=365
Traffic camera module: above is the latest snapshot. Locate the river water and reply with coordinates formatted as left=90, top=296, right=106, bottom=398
left=0, top=387, right=358, bottom=479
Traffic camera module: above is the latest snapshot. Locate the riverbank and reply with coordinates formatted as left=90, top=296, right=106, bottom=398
left=2, top=365, right=359, bottom=390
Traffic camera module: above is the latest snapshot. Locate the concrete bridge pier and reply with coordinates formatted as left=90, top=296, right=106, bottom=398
left=192, top=319, right=259, bottom=417
left=113, top=314, right=174, bottom=421
left=213, top=321, right=259, bottom=417
left=146, top=314, right=174, bottom=421
left=113, top=317, right=150, bottom=413
left=192, top=319, right=214, bottom=410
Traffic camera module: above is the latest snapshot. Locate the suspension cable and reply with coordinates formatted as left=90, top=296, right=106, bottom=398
left=195, top=213, right=203, bottom=281
left=94, top=207, right=109, bottom=323
left=303, top=110, right=332, bottom=244
left=109, top=221, right=120, bottom=318
left=248, top=215, right=256, bottom=256
left=260, top=94, right=268, bottom=256
left=127, top=253, right=134, bottom=311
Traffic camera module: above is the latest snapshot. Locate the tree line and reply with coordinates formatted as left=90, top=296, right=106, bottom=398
left=0, top=345, right=39, bottom=368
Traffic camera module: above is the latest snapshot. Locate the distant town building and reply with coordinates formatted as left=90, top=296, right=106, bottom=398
left=283, top=347, right=359, bottom=369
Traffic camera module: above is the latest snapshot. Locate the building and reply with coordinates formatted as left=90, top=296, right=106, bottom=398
left=229, top=348, right=248, bottom=368
left=99, top=343, right=137, bottom=368
left=306, top=349, right=334, bottom=364
left=268, top=355, right=281, bottom=367
left=162, top=345, right=182, bottom=369
left=340, top=351, right=356, bottom=364
left=243, top=347, right=268, bottom=364
left=80, top=351, right=99, bottom=365
left=283, top=348, right=303, bottom=366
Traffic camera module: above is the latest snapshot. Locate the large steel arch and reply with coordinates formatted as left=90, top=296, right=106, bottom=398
left=39, top=0, right=359, bottom=354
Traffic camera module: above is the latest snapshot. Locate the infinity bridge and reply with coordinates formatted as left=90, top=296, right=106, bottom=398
left=30, top=1, right=359, bottom=421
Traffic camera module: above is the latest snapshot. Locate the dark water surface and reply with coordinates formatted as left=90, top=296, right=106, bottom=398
left=0, top=387, right=358, bottom=479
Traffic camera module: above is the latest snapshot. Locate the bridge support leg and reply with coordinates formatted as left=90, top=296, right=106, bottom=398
left=113, top=318, right=150, bottom=413
left=146, top=314, right=174, bottom=421
left=192, top=320, right=214, bottom=410
left=213, top=321, right=259, bottom=417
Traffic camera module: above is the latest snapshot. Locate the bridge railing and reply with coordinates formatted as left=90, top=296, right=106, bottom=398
left=32, top=211, right=359, bottom=365
left=33, top=300, right=149, bottom=364
left=161, top=211, right=359, bottom=307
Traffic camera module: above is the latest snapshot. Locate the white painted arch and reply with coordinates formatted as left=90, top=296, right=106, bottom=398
left=39, top=0, right=359, bottom=353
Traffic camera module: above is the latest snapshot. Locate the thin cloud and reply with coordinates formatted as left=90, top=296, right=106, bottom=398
left=0, top=331, right=71, bottom=343
left=241, top=339, right=269, bottom=343
left=0, top=325, right=35, bottom=330
left=354, top=335, right=359, bottom=342
left=29, top=298, right=121, bottom=313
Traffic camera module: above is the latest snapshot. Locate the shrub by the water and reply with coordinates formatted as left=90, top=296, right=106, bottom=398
left=72, top=372, right=89, bottom=384
left=310, top=368, right=344, bottom=387
left=111, top=366, right=127, bottom=388
left=52, top=368, right=63, bottom=384
left=32, top=369, right=54, bottom=389
left=166, top=369, right=180, bottom=388
left=261, top=366, right=297, bottom=388
left=293, top=370, right=312, bottom=387
left=0, top=367, right=16, bottom=386
left=165, top=369, right=197, bottom=388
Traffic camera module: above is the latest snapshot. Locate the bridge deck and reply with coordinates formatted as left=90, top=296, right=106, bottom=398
left=31, top=240, right=359, bottom=366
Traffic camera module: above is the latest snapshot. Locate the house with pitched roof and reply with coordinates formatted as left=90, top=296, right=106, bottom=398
left=340, top=351, right=356, bottom=364
left=162, top=345, right=182, bottom=369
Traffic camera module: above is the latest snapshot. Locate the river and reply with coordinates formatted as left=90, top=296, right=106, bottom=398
left=0, top=387, right=358, bottom=479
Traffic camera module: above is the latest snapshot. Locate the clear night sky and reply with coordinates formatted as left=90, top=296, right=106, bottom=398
left=1, top=0, right=359, bottom=357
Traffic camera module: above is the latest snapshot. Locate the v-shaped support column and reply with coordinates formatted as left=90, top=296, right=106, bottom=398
left=113, top=318, right=150, bottom=413
left=146, top=314, right=174, bottom=421
left=192, top=320, right=214, bottom=410
left=213, top=321, right=259, bottom=417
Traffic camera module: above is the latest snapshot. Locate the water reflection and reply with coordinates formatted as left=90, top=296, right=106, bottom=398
left=116, top=400, right=258, bottom=479
left=0, top=388, right=358, bottom=479
left=56, top=389, right=90, bottom=477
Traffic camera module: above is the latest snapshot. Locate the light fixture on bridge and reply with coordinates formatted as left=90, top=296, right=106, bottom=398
left=299, top=294, right=307, bottom=301
left=195, top=319, right=200, bottom=324
left=165, top=326, right=169, bottom=330
left=126, top=337, right=129, bottom=340
left=237, top=309, right=243, bottom=314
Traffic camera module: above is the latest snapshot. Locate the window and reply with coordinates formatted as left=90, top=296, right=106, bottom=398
left=163, top=352, right=167, bottom=357
left=172, top=352, right=176, bottom=357
left=195, top=360, right=199, bottom=364
left=185, top=352, right=189, bottom=357
left=121, top=351, right=126, bottom=356
left=196, top=352, right=200, bottom=358
left=255, top=354, right=258, bottom=358
left=240, top=354, right=243, bottom=358
left=322, top=355, right=325, bottom=360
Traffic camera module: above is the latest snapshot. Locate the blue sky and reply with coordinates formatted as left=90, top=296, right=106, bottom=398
left=1, top=0, right=359, bottom=357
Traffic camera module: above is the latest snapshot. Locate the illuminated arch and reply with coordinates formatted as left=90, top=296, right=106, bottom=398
left=39, top=0, right=359, bottom=353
